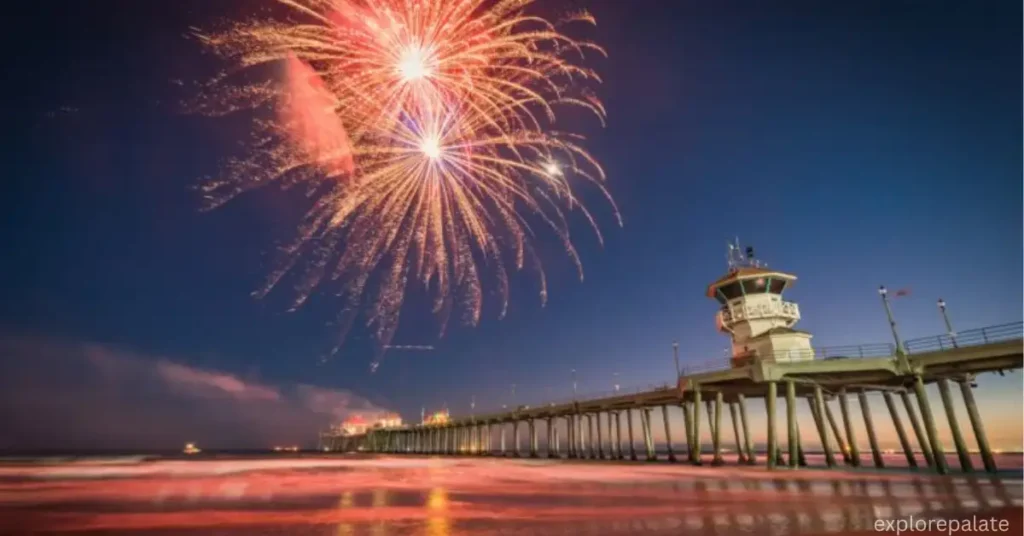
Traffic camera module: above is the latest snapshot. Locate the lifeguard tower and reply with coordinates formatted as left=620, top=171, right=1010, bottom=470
left=707, top=239, right=814, bottom=367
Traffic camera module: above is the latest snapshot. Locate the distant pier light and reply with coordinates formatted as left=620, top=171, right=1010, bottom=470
left=707, top=238, right=813, bottom=367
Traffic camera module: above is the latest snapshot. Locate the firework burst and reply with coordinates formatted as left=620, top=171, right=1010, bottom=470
left=194, top=0, right=620, bottom=363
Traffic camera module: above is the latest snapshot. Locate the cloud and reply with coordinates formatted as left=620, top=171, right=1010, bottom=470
left=0, top=334, right=389, bottom=451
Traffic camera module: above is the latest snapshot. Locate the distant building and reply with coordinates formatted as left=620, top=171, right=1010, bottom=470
left=374, top=413, right=403, bottom=429
left=340, top=415, right=369, bottom=436
left=422, top=409, right=450, bottom=426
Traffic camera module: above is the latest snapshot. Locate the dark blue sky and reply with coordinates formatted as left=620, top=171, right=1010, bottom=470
left=2, top=1, right=1021, bottom=447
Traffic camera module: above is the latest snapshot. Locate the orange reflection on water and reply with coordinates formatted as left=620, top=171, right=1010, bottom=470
left=337, top=490, right=354, bottom=536
left=427, top=487, right=450, bottom=536
left=371, top=489, right=389, bottom=536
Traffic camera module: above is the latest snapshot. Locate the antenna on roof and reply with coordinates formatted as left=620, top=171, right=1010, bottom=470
left=727, top=237, right=740, bottom=270
left=727, top=238, right=768, bottom=269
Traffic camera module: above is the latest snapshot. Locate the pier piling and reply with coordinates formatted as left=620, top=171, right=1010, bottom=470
left=838, top=389, right=861, bottom=467
left=858, top=391, right=885, bottom=468
left=937, top=378, right=972, bottom=472
left=913, top=375, right=948, bottom=474
left=958, top=378, right=997, bottom=473
left=766, top=381, right=777, bottom=470
left=693, top=386, right=703, bottom=465
left=663, top=404, right=678, bottom=462
left=712, top=391, right=725, bottom=466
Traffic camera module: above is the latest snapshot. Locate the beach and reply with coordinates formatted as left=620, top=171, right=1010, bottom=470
left=0, top=453, right=1020, bottom=535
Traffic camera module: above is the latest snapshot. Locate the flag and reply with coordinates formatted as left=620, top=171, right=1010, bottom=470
left=893, top=288, right=911, bottom=298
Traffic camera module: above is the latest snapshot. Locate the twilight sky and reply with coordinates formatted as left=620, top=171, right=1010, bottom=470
left=2, top=0, right=1021, bottom=450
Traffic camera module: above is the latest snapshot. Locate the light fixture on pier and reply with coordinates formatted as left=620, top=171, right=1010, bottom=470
left=937, top=298, right=958, bottom=348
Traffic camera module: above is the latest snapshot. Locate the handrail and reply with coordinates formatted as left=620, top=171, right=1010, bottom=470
left=904, top=321, right=1023, bottom=354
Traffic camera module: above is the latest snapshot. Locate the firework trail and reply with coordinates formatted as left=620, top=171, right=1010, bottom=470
left=193, top=0, right=620, bottom=366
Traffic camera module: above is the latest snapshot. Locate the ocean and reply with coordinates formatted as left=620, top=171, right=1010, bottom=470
left=1, top=452, right=1020, bottom=535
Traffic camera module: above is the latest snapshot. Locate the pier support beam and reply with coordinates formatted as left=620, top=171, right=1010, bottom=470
left=882, top=392, right=916, bottom=468
left=587, top=414, right=596, bottom=459
left=566, top=416, right=575, bottom=459
left=900, top=391, right=934, bottom=468
left=607, top=412, right=616, bottom=459
left=642, top=407, right=656, bottom=461
left=729, top=402, right=746, bottom=464
left=786, top=381, right=798, bottom=468
left=681, top=402, right=694, bottom=463
left=937, top=379, right=972, bottom=472
left=662, top=405, right=677, bottom=462
left=596, top=412, right=605, bottom=459
left=614, top=412, right=624, bottom=459
left=627, top=408, right=638, bottom=460
left=692, top=386, right=703, bottom=465
left=513, top=421, right=521, bottom=457
left=913, top=375, right=948, bottom=474
left=580, top=414, right=589, bottom=458
left=858, top=392, right=885, bottom=468
left=705, top=400, right=716, bottom=440
left=959, top=379, right=997, bottom=473
left=823, top=400, right=851, bottom=464
left=838, top=389, right=861, bottom=467
left=810, top=387, right=836, bottom=467
left=575, top=414, right=584, bottom=457
left=529, top=419, right=539, bottom=458
left=737, top=394, right=755, bottom=464
left=546, top=418, right=556, bottom=458
left=766, top=381, right=777, bottom=470
left=712, top=391, right=724, bottom=466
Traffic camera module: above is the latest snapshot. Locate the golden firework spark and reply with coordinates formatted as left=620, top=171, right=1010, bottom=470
left=194, top=0, right=620, bottom=359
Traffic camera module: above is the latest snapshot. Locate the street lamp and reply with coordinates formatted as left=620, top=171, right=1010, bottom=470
left=878, top=285, right=908, bottom=356
left=937, top=298, right=958, bottom=348
left=672, top=341, right=681, bottom=379
left=613, top=372, right=620, bottom=393
left=571, top=369, right=578, bottom=399
left=471, top=395, right=476, bottom=418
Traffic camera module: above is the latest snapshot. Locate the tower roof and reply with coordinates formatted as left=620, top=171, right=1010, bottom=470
left=706, top=266, right=797, bottom=298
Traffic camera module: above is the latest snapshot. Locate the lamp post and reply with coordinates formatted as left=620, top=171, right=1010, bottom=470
left=471, top=395, right=476, bottom=419
left=937, top=299, right=958, bottom=348
left=613, top=372, right=620, bottom=393
left=571, top=369, right=578, bottom=399
left=878, top=286, right=907, bottom=355
left=673, top=341, right=681, bottom=378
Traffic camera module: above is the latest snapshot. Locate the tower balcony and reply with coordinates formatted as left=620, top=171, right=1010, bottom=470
left=718, top=300, right=800, bottom=325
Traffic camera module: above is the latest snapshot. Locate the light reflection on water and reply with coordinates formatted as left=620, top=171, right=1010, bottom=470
left=427, top=487, right=451, bottom=536
left=316, top=474, right=1019, bottom=536
left=0, top=456, right=1019, bottom=535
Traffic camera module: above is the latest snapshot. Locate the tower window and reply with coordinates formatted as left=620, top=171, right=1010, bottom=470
left=741, top=278, right=768, bottom=294
left=768, top=279, right=786, bottom=294
left=718, top=282, right=743, bottom=301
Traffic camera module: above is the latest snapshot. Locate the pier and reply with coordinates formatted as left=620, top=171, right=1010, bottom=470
left=322, top=243, right=1023, bottom=475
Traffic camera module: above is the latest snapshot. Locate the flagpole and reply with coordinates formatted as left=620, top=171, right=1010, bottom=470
left=878, top=285, right=908, bottom=356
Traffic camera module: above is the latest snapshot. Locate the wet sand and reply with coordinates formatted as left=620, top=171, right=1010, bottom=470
left=0, top=455, right=1020, bottom=535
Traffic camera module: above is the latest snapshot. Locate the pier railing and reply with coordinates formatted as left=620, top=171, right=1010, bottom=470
left=904, top=321, right=1023, bottom=354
